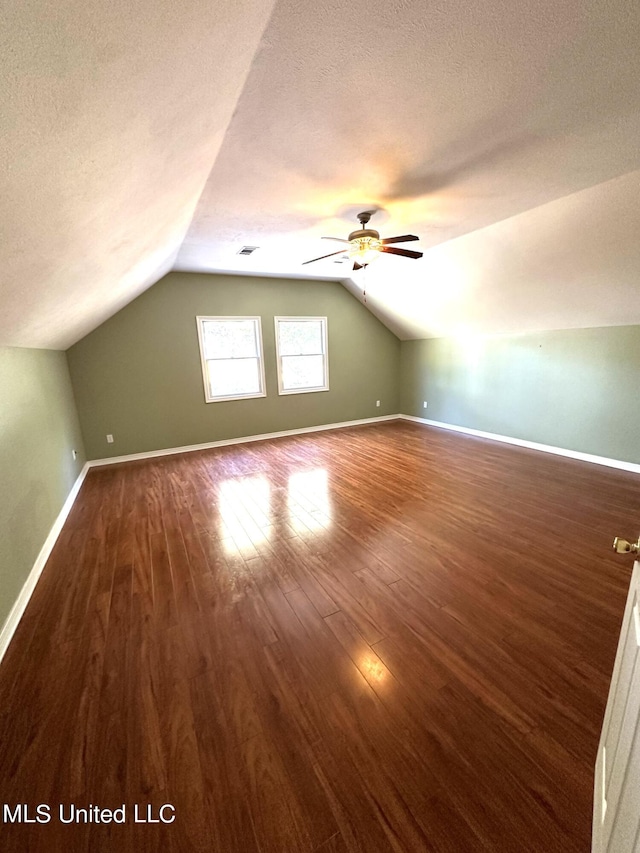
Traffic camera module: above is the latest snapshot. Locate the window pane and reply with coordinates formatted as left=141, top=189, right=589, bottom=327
left=208, top=358, right=261, bottom=398
left=203, top=320, right=258, bottom=359
left=281, top=355, right=325, bottom=390
left=278, top=320, right=323, bottom=356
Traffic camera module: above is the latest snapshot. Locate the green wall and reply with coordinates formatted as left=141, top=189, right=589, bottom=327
left=0, top=347, right=86, bottom=629
left=68, top=273, right=401, bottom=459
left=400, top=325, right=640, bottom=464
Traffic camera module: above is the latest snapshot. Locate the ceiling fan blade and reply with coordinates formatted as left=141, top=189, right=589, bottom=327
left=381, top=235, right=419, bottom=244
left=322, top=237, right=351, bottom=243
left=381, top=246, right=423, bottom=259
left=302, top=250, right=346, bottom=265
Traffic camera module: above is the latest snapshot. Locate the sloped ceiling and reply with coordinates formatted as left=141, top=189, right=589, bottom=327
left=0, top=0, right=277, bottom=349
left=2, top=0, right=640, bottom=349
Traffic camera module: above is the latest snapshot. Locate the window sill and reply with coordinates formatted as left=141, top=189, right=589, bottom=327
left=204, top=391, right=267, bottom=404
left=277, top=386, right=330, bottom=396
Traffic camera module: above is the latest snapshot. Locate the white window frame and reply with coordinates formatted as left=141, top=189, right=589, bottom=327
left=274, top=316, right=329, bottom=395
left=196, top=315, right=267, bottom=403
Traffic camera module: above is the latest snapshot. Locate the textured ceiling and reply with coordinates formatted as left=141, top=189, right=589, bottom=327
left=3, top=0, right=640, bottom=348
left=0, top=0, right=276, bottom=348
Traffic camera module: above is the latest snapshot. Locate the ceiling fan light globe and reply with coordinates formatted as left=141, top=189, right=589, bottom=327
left=348, top=236, right=381, bottom=265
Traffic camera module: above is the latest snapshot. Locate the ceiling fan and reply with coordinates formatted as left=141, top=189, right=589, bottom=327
left=302, top=210, right=423, bottom=271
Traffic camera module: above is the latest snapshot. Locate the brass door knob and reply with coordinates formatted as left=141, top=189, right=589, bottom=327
left=613, top=537, right=640, bottom=555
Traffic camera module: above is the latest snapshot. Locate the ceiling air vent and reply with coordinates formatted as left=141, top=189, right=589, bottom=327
left=237, top=246, right=259, bottom=256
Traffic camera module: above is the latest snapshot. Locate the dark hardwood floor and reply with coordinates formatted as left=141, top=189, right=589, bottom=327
left=1, top=421, right=639, bottom=852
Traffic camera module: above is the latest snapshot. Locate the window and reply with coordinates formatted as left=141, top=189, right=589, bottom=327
left=275, top=316, right=328, bottom=395
left=196, top=316, right=266, bottom=403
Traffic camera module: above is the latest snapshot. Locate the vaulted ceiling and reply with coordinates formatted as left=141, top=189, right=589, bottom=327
left=3, top=0, right=640, bottom=349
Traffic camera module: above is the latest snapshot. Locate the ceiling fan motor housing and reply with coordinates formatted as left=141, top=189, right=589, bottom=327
left=348, top=228, right=380, bottom=242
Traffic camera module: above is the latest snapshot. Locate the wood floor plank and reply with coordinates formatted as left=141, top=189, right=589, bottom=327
left=189, top=667, right=260, bottom=852
left=0, top=421, right=638, bottom=852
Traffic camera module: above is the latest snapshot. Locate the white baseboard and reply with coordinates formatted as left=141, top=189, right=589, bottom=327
left=89, top=412, right=640, bottom=474
left=400, top=415, right=640, bottom=475
left=0, top=462, right=90, bottom=666
left=87, top=414, right=401, bottom=467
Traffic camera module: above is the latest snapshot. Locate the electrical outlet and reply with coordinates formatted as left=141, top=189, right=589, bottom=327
left=423, top=401, right=428, bottom=409
left=376, top=400, right=381, bottom=407
left=106, top=434, right=114, bottom=444
left=72, top=449, right=78, bottom=460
